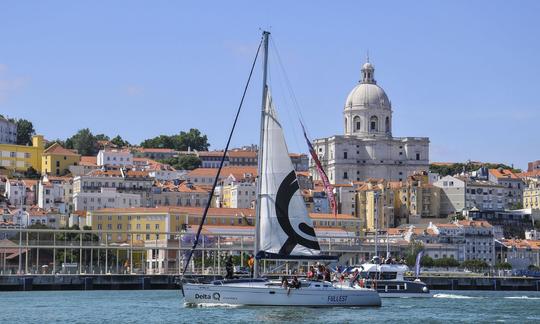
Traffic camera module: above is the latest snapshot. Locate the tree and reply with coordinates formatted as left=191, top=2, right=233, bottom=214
left=461, top=259, right=489, bottom=271
left=160, top=155, right=202, bottom=170
left=140, top=128, right=210, bottom=151
left=16, top=119, right=35, bottom=145
left=175, top=128, right=210, bottom=151
left=111, top=135, right=129, bottom=147
left=94, top=134, right=110, bottom=141
left=495, top=262, right=512, bottom=270
left=24, top=166, right=40, bottom=179
left=45, top=139, right=66, bottom=149
left=66, top=128, right=98, bottom=156
left=405, top=241, right=424, bottom=266
left=433, top=257, right=460, bottom=267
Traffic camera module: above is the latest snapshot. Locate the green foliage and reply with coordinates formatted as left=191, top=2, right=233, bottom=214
left=405, top=241, right=424, bottom=266
left=111, top=135, right=129, bottom=147
left=15, top=119, right=36, bottom=145
left=461, top=259, right=489, bottom=270
left=420, top=255, right=434, bottom=267
left=433, top=257, right=460, bottom=267
left=429, top=162, right=521, bottom=176
left=528, top=264, right=540, bottom=271
left=495, top=262, right=512, bottom=270
left=65, top=128, right=99, bottom=156
left=141, top=128, right=210, bottom=151
left=45, top=139, right=66, bottom=149
left=23, top=166, right=40, bottom=179
left=159, top=155, right=202, bottom=170
left=94, top=134, right=110, bottom=141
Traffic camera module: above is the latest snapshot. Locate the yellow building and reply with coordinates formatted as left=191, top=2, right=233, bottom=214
left=356, top=180, right=395, bottom=231
left=87, top=207, right=256, bottom=243
left=524, top=180, right=540, bottom=210
left=42, top=142, right=81, bottom=175
left=0, top=135, right=44, bottom=172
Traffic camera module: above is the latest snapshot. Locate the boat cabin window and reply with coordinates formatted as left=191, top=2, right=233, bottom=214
left=381, top=272, right=397, bottom=280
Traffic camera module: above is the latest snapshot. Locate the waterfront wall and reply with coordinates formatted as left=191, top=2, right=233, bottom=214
left=2, top=274, right=540, bottom=292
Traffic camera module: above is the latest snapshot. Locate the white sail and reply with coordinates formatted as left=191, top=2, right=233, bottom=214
left=258, top=88, right=321, bottom=258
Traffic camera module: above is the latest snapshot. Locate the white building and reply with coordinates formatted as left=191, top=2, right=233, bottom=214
left=0, top=117, right=17, bottom=144
left=311, top=61, right=429, bottom=184
left=97, top=149, right=133, bottom=167
left=73, top=187, right=141, bottom=211
left=429, top=220, right=495, bottom=265
left=38, top=175, right=71, bottom=214
left=5, top=179, right=24, bottom=206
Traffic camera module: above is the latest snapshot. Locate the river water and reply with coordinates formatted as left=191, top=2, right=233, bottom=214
left=1, top=290, right=540, bottom=323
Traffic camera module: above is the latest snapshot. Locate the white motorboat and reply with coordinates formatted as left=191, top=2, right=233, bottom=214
left=182, top=31, right=381, bottom=307
left=348, top=257, right=432, bottom=298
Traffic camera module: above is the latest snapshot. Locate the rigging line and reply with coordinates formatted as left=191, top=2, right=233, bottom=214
left=270, top=37, right=309, bottom=133
left=181, top=37, right=263, bottom=277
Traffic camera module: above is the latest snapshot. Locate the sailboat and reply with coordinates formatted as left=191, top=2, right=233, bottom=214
left=182, top=31, right=381, bottom=307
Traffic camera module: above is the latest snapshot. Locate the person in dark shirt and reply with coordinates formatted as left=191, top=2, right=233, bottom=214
left=225, top=255, right=234, bottom=279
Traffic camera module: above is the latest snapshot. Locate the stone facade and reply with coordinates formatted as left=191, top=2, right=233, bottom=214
left=311, top=61, right=429, bottom=184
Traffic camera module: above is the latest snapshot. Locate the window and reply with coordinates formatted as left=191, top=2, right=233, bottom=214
left=343, top=172, right=348, bottom=179
left=353, top=116, right=360, bottom=131
left=385, top=117, right=390, bottom=133
left=416, top=153, right=420, bottom=160
left=370, top=116, right=378, bottom=131
left=343, top=152, right=348, bottom=159
left=146, top=224, right=150, bottom=230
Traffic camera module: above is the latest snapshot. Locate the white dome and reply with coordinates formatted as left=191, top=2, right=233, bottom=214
left=362, top=62, right=374, bottom=70
left=345, top=83, right=390, bottom=109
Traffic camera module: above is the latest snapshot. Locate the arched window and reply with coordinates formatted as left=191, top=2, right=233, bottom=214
left=385, top=117, right=390, bottom=133
left=344, top=117, right=348, bottom=133
left=370, top=116, right=378, bottom=132
left=353, top=116, right=361, bottom=131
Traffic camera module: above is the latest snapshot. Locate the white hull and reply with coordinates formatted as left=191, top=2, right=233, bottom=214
left=183, top=281, right=381, bottom=307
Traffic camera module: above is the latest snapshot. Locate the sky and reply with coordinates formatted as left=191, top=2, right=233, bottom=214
left=0, top=1, right=539, bottom=169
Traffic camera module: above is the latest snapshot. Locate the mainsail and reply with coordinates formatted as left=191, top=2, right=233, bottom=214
left=257, top=88, right=329, bottom=260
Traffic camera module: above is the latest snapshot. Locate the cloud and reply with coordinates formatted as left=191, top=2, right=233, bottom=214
left=0, top=64, right=30, bottom=103
left=125, top=85, right=144, bottom=96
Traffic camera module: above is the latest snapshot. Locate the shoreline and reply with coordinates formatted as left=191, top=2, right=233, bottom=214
left=1, top=274, right=540, bottom=292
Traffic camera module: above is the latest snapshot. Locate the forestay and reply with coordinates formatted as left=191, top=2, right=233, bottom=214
left=257, top=88, right=330, bottom=260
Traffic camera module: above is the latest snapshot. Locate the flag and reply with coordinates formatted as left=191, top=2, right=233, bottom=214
left=415, top=250, right=424, bottom=278
left=301, top=122, right=337, bottom=217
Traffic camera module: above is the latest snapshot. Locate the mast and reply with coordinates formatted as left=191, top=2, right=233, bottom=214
left=254, top=30, right=270, bottom=278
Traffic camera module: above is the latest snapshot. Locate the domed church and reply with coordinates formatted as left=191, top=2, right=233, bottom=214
left=310, top=60, right=429, bottom=184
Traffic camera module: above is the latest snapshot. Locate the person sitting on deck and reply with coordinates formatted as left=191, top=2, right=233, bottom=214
left=291, top=276, right=300, bottom=289
left=281, top=277, right=291, bottom=295
left=307, top=266, right=315, bottom=279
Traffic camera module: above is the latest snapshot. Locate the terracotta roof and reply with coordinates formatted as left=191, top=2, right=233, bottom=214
left=309, top=213, right=357, bottom=220
left=435, top=223, right=460, bottom=228
left=187, top=166, right=257, bottom=179
left=489, top=169, right=520, bottom=180
left=457, top=220, right=493, bottom=228
left=228, top=150, right=257, bottom=158
left=136, top=148, right=176, bottom=153
left=80, top=156, right=97, bottom=166
left=92, top=206, right=256, bottom=216
left=289, top=153, right=307, bottom=158
left=43, top=143, right=80, bottom=156
left=198, top=151, right=226, bottom=157
left=517, top=170, right=540, bottom=178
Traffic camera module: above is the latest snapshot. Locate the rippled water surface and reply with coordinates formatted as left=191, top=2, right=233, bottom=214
left=2, top=290, right=540, bottom=323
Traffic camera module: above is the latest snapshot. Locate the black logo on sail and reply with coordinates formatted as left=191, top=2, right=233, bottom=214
left=275, top=170, right=320, bottom=255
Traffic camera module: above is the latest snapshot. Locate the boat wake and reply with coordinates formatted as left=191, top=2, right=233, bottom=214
left=504, top=296, right=540, bottom=300
left=433, top=293, right=477, bottom=299
left=184, top=302, right=242, bottom=308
